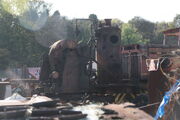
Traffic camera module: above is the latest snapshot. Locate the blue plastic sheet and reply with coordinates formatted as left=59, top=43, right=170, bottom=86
left=154, top=79, right=180, bottom=120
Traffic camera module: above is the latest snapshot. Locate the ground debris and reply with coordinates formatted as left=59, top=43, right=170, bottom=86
left=102, top=102, right=153, bottom=120
left=0, top=94, right=154, bottom=120
left=0, top=94, right=87, bottom=120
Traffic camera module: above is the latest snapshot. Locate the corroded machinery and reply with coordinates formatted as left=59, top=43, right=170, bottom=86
left=38, top=19, right=180, bottom=107
left=96, top=19, right=121, bottom=85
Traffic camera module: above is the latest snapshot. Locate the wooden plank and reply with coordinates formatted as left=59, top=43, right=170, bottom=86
left=0, top=82, right=10, bottom=85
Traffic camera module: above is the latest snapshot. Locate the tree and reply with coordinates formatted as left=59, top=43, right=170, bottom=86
left=74, top=19, right=91, bottom=43
left=0, top=0, right=49, bottom=70
left=173, top=14, right=180, bottom=27
left=129, top=16, right=155, bottom=42
left=18, top=0, right=50, bottom=31
left=151, top=21, right=175, bottom=44
left=0, top=48, right=10, bottom=69
left=121, top=23, right=149, bottom=45
left=111, top=18, right=123, bottom=28
left=89, top=14, right=98, bottom=29
left=89, top=14, right=98, bottom=20
left=1, top=0, right=28, bottom=16
left=35, top=10, right=74, bottom=47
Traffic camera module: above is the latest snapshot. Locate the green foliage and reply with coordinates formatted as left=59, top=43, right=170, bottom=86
left=89, top=14, right=98, bottom=29
left=35, top=11, right=71, bottom=47
left=111, top=19, right=123, bottom=28
left=0, top=48, right=10, bottom=69
left=75, top=20, right=91, bottom=43
left=173, top=14, right=180, bottom=27
left=1, top=0, right=28, bottom=16
left=129, top=16, right=155, bottom=42
left=18, top=0, right=50, bottom=31
left=0, top=0, right=48, bottom=70
left=151, top=21, right=175, bottom=44
left=121, top=23, right=149, bottom=45
left=89, top=14, right=98, bottom=20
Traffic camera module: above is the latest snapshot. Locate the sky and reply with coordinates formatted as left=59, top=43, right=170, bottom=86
left=44, top=0, right=180, bottom=23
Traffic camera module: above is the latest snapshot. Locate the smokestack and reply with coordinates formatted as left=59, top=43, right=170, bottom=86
left=104, top=19, right=112, bottom=26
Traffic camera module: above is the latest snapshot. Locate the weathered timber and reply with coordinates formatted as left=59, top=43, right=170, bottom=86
left=59, top=113, right=87, bottom=120
left=0, top=110, right=26, bottom=119
left=32, top=100, right=58, bottom=108
left=31, top=108, right=59, bottom=117
left=60, top=109, right=82, bottom=115
left=28, top=117, right=59, bottom=120
left=3, top=106, right=29, bottom=111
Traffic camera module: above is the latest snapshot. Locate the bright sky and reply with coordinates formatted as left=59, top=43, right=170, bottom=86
left=45, top=0, right=179, bottom=22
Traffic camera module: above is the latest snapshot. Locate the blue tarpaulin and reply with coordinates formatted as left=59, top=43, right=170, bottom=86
left=154, top=79, right=180, bottom=120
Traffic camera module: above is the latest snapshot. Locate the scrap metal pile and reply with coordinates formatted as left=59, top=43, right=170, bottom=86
left=0, top=94, right=154, bottom=120
left=0, top=94, right=87, bottom=120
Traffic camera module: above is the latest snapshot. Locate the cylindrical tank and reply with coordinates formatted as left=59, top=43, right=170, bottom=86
left=96, top=19, right=121, bottom=84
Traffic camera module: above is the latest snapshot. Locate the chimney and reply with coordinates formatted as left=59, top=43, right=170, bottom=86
left=104, top=19, right=112, bottom=26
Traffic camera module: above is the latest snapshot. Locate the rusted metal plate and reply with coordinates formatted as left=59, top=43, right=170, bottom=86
left=103, top=103, right=153, bottom=120
left=163, top=27, right=180, bottom=35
